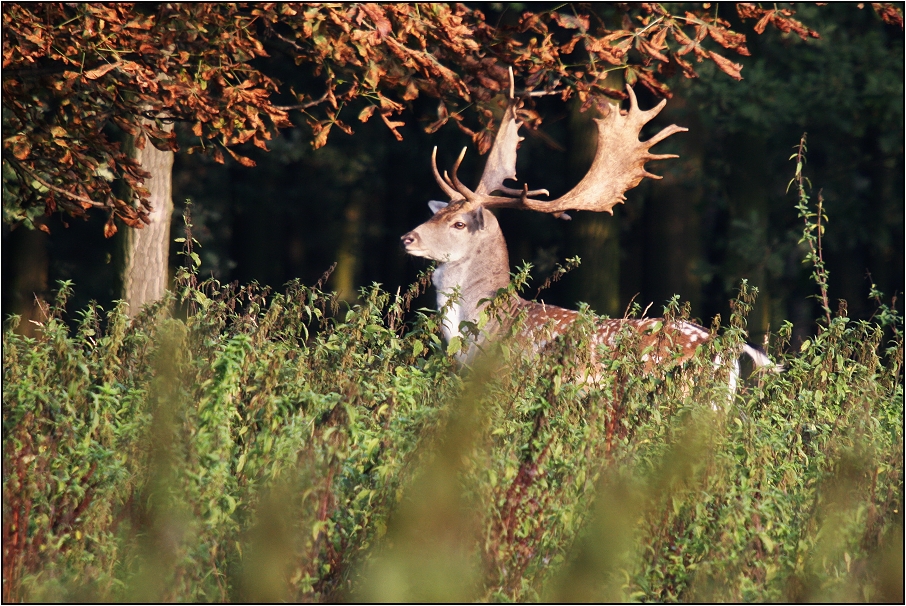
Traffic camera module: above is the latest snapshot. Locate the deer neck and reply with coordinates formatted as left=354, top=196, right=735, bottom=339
left=432, top=227, right=515, bottom=344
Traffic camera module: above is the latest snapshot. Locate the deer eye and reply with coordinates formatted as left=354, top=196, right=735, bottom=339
left=452, top=221, right=467, bottom=230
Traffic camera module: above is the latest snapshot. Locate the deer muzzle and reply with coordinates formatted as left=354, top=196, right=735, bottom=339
left=400, top=231, right=423, bottom=256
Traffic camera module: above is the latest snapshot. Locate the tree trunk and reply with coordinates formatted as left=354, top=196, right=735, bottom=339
left=333, top=196, right=364, bottom=302
left=121, top=123, right=175, bottom=315
left=3, top=219, right=49, bottom=336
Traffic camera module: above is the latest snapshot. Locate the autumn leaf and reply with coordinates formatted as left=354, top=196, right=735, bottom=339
left=551, top=12, right=589, bottom=33
left=334, top=119, right=354, bottom=136
left=872, top=3, right=905, bottom=28
left=640, top=40, right=670, bottom=63
left=312, top=121, right=333, bottom=149
left=225, top=146, right=256, bottom=166
left=673, top=53, right=698, bottom=79
left=84, top=61, right=121, bottom=79
left=363, top=61, right=381, bottom=89
left=624, top=67, right=638, bottom=85
left=560, top=34, right=583, bottom=55
left=424, top=101, right=449, bottom=134
left=708, top=51, right=744, bottom=80
left=380, top=111, right=405, bottom=141
left=650, top=25, right=669, bottom=49
left=708, top=26, right=751, bottom=55
left=402, top=80, right=419, bottom=101
left=1, top=0, right=833, bottom=234
left=358, top=105, right=376, bottom=123
left=112, top=115, right=140, bottom=136
left=360, top=4, right=392, bottom=39
left=10, top=137, right=31, bottom=160
left=377, top=93, right=404, bottom=112
left=474, top=129, right=492, bottom=155
left=635, top=69, right=672, bottom=97
left=753, top=11, right=775, bottom=35
left=103, top=216, right=118, bottom=238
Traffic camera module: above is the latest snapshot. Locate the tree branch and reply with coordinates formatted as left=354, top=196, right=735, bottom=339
left=6, top=157, right=108, bottom=209
left=139, top=110, right=194, bottom=124
left=274, top=91, right=331, bottom=111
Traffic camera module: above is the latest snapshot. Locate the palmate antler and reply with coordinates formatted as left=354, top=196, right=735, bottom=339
left=431, top=84, right=687, bottom=217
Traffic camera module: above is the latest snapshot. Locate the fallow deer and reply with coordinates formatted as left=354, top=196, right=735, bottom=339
left=400, top=82, right=774, bottom=389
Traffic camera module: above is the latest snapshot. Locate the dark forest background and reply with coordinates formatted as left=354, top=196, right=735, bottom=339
left=3, top=3, right=903, bottom=346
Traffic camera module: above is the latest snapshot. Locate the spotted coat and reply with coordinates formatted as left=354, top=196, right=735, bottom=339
left=513, top=300, right=710, bottom=372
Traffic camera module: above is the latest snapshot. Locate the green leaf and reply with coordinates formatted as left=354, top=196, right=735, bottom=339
left=446, top=335, right=462, bottom=355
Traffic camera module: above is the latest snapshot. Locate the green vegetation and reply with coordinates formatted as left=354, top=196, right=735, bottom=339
left=3, top=159, right=903, bottom=602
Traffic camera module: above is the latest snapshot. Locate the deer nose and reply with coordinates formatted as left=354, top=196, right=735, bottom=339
left=400, top=231, right=418, bottom=249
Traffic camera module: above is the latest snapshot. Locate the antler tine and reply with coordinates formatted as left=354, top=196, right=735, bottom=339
left=646, top=152, right=680, bottom=161
left=452, top=147, right=467, bottom=174
left=497, top=185, right=550, bottom=197
left=431, top=147, right=462, bottom=201
left=449, top=147, right=479, bottom=200
left=625, top=84, right=669, bottom=127
left=508, top=66, right=515, bottom=100
left=645, top=123, right=688, bottom=148
left=626, top=82, right=640, bottom=112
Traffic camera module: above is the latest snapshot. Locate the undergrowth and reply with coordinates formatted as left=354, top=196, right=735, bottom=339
left=2, top=142, right=903, bottom=602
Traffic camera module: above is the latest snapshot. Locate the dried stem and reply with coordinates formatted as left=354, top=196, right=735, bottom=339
left=790, top=133, right=832, bottom=325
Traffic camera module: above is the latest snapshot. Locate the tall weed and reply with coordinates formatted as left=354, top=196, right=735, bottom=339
left=3, top=146, right=902, bottom=601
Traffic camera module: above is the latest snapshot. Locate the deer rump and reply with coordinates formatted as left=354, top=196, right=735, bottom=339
left=401, top=76, right=777, bottom=399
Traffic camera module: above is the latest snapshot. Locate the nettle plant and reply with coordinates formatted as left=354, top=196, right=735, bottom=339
left=3, top=140, right=903, bottom=602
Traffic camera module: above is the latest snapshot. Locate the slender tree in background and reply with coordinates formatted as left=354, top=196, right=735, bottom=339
left=3, top=3, right=902, bottom=317
left=120, top=120, right=174, bottom=312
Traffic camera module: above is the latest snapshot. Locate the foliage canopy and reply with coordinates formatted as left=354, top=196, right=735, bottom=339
left=4, top=2, right=900, bottom=234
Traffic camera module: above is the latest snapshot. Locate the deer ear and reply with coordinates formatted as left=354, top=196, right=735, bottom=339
left=471, top=206, right=486, bottom=231
left=427, top=200, right=448, bottom=214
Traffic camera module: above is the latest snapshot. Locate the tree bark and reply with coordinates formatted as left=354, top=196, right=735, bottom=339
left=121, top=123, right=175, bottom=315
left=4, top=219, right=49, bottom=336
left=333, top=196, right=364, bottom=302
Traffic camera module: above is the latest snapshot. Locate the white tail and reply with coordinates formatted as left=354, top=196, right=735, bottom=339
left=401, top=73, right=776, bottom=391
